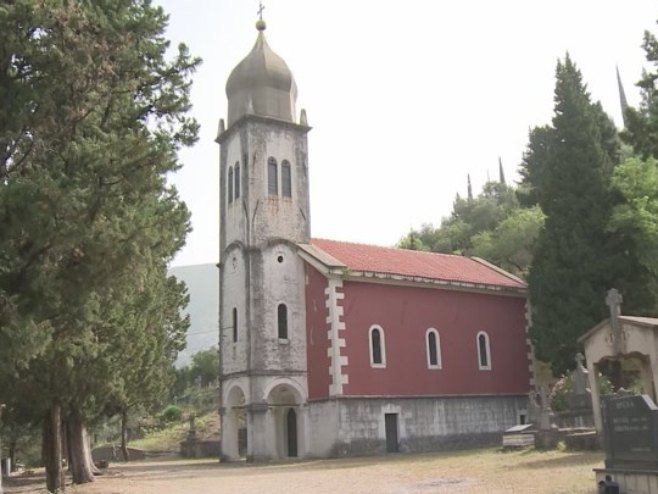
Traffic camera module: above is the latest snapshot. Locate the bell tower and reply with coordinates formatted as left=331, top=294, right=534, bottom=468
left=217, top=14, right=311, bottom=461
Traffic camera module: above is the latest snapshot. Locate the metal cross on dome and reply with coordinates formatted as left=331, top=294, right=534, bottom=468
left=257, top=1, right=265, bottom=21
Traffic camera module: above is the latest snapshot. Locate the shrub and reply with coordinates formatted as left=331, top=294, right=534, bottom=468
left=550, top=372, right=613, bottom=412
left=159, top=405, right=182, bottom=423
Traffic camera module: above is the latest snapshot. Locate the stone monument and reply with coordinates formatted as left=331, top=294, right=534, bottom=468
left=554, top=354, right=594, bottom=430
left=594, top=393, right=658, bottom=491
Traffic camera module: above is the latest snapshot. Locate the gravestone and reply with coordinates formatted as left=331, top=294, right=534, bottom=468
left=602, top=394, right=658, bottom=470
left=555, top=354, right=594, bottom=431
left=532, top=383, right=559, bottom=449
left=594, top=393, right=658, bottom=492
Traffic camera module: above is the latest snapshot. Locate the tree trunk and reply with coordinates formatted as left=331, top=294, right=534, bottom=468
left=43, top=400, right=64, bottom=493
left=120, top=409, right=130, bottom=462
left=62, top=420, right=70, bottom=471
left=66, top=407, right=96, bottom=484
left=8, top=439, right=16, bottom=472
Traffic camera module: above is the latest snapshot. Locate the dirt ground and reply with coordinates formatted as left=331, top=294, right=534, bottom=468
left=4, top=448, right=603, bottom=494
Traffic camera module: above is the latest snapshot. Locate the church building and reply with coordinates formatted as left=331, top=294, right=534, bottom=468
left=217, top=17, right=532, bottom=461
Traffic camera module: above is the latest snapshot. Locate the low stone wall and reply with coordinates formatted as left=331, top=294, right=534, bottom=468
left=563, top=429, right=599, bottom=450
left=180, top=440, right=221, bottom=458
left=91, top=445, right=146, bottom=462
left=554, top=408, right=594, bottom=429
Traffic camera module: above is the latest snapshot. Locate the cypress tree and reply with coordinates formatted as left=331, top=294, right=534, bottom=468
left=0, top=1, right=198, bottom=489
left=526, top=55, right=621, bottom=374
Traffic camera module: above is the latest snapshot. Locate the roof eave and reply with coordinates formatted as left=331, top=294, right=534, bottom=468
left=343, top=270, right=526, bottom=295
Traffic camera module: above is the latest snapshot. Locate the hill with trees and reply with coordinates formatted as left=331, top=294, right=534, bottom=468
left=400, top=37, right=658, bottom=376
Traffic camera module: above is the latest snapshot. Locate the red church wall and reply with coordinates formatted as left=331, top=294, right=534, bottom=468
left=304, top=264, right=331, bottom=399
left=340, top=281, right=530, bottom=397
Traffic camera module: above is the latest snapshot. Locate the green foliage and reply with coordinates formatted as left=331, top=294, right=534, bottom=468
left=159, top=405, right=183, bottom=423
left=190, top=347, right=219, bottom=387
left=398, top=181, right=539, bottom=278
left=550, top=373, right=612, bottom=412
left=0, top=0, right=198, bottom=470
left=170, top=348, right=220, bottom=415
left=622, top=22, right=658, bottom=159
left=609, top=157, right=658, bottom=274
left=472, top=206, right=544, bottom=278
left=549, top=375, right=573, bottom=413
left=523, top=55, right=655, bottom=374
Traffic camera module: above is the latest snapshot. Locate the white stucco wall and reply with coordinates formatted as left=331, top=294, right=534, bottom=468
left=221, top=247, right=248, bottom=375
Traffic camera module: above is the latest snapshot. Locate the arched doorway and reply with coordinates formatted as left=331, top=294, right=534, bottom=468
left=265, top=382, right=305, bottom=459
left=286, top=408, right=298, bottom=457
left=222, top=385, right=246, bottom=461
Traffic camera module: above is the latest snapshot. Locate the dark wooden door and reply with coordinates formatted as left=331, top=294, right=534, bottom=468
left=287, top=408, right=298, bottom=457
left=385, top=413, right=399, bottom=453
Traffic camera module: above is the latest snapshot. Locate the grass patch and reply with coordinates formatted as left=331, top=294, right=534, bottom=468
left=128, top=412, right=219, bottom=452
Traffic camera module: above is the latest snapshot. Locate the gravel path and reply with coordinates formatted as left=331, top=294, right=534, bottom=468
left=4, top=449, right=602, bottom=494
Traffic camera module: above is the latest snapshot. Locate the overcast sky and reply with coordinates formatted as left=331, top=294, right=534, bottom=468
left=157, top=0, right=658, bottom=267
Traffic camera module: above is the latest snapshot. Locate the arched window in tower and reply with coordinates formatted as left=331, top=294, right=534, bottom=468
left=228, top=167, right=234, bottom=203
left=232, top=307, right=238, bottom=342
left=426, top=328, right=442, bottom=369
left=234, top=162, right=240, bottom=200
left=369, top=325, right=386, bottom=368
left=477, top=331, right=491, bottom=370
left=281, top=160, right=292, bottom=197
left=278, top=303, right=288, bottom=340
left=268, top=157, right=278, bottom=195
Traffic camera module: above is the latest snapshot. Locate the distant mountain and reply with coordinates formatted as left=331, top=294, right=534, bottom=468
left=169, top=263, right=218, bottom=367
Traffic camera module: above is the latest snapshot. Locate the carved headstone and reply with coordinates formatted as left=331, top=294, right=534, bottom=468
left=602, top=394, right=658, bottom=470
left=567, top=353, right=592, bottom=411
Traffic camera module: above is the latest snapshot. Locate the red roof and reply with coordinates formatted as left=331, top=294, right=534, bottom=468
left=310, top=238, right=526, bottom=290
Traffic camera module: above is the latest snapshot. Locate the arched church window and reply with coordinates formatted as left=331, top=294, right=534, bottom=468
left=234, top=162, right=240, bottom=200
left=426, top=328, right=441, bottom=369
left=369, top=325, right=386, bottom=367
left=278, top=303, right=288, bottom=340
left=477, top=331, right=491, bottom=370
left=281, top=160, right=292, bottom=197
left=228, top=167, right=234, bottom=203
left=268, top=157, right=278, bottom=195
left=232, top=307, right=238, bottom=342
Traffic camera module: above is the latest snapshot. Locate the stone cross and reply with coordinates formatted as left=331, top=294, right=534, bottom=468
left=606, top=288, right=623, bottom=355
left=257, top=2, right=265, bottom=21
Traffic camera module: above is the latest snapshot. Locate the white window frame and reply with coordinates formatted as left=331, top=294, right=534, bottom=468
left=426, top=328, right=442, bottom=369
left=477, top=331, right=492, bottom=370
left=369, top=325, right=386, bottom=368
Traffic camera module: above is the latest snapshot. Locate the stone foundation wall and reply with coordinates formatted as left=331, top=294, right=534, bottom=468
left=306, top=395, right=527, bottom=457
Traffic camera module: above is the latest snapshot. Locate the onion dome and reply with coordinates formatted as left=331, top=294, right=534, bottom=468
left=226, top=20, right=298, bottom=126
